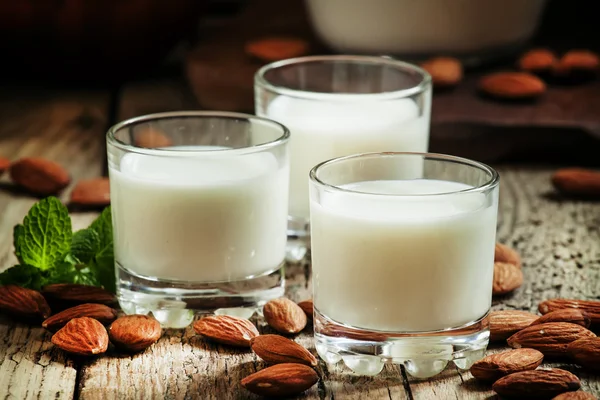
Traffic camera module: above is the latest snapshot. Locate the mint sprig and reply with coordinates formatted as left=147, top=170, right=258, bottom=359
left=0, top=197, right=115, bottom=292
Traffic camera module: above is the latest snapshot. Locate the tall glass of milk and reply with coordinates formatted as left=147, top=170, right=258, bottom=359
left=107, top=111, right=290, bottom=328
left=255, top=56, right=432, bottom=261
left=309, top=152, right=499, bottom=378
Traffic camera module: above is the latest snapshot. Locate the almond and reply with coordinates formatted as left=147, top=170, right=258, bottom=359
left=193, top=315, right=258, bottom=348
left=52, top=316, right=109, bottom=356
left=42, top=283, right=116, bottom=306
left=241, top=363, right=318, bottom=397
left=297, top=299, right=313, bottom=320
left=470, top=348, right=544, bottom=382
left=551, top=168, right=600, bottom=198
left=245, top=37, right=309, bottom=62
left=554, top=49, right=600, bottom=77
left=421, top=57, right=463, bottom=88
left=507, top=322, right=596, bottom=357
left=495, top=242, right=521, bottom=268
left=492, top=368, right=580, bottom=399
left=263, top=298, right=307, bottom=334
left=251, top=334, right=317, bottom=367
left=539, top=299, right=600, bottom=325
left=9, top=157, right=71, bottom=195
left=493, top=262, right=523, bottom=295
left=70, top=178, right=110, bottom=207
left=518, top=48, right=558, bottom=73
left=553, top=392, right=598, bottom=400
left=479, top=72, right=546, bottom=99
left=42, top=303, right=118, bottom=332
left=0, top=157, right=10, bottom=176
left=109, top=314, right=162, bottom=352
left=490, top=310, right=539, bottom=342
left=531, top=309, right=591, bottom=329
left=566, top=337, right=600, bottom=371
left=134, top=127, right=172, bottom=149
left=0, top=285, right=51, bottom=321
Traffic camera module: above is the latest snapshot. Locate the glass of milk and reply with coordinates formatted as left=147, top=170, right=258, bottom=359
left=309, top=152, right=499, bottom=379
left=255, top=55, right=432, bottom=262
left=107, top=111, right=290, bottom=328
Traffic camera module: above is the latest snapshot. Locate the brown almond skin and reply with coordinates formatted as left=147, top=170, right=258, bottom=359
left=70, top=178, right=110, bottom=207
left=495, top=243, right=521, bottom=268
left=52, top=317, right=109, bottom=356
left=566, top=337, right=600, bottom=371
left=518, top=48, right=558, bottom=73
left=43, top=303, right=117, bottom=332
left=554, top=50, right=600, bottom=77
left=134, top=128, right=172, bottom=149
left=245, top=37, right=309, bottom=62
left=193, top=315, right=259, bottom=348
left=109, top=315, right=162, bottom=352
left=470, top=348, right=543, bottom=382
left=539, top=299, right=600, bottom=325
left=507, top=322, right=596, bottom=357
left=0, top=285, right=52, bottom=321
left=42, top=284, right=116, bottom=306
left=251, top=334, right=317, bottom=367
left=490, top=310, right=539, bottom=342
left=263, top=298, right=307, bottom=334
left=479, top=72, right=546, bottom=99
left=552, top=168, right=600, bottom=198
left=297, top=300, right=313, bottom=320
left=492, top=368, right=580, bottom=399
left=241, top=363, right=318, bottom=397
left=9, top=157, right=70, bottom=195
left=553, top=392, right=598, bottom=400
left=531, top=309, right=591, bottom=329
left=421, top=57, right=463, bottom=88
left=0, top=157, right=10, bottom=176
left=493, top=262, right=523, bottom=295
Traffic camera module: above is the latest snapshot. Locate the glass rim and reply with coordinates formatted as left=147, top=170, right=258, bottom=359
left=309, top=152, right=500, bottom=197
left=106, top=111, right=290, bottom=156
left=255, top=55, right=432, bottom=101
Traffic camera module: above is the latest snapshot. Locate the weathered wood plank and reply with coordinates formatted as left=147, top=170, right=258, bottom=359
left=0, top=89, right=109, bottom=400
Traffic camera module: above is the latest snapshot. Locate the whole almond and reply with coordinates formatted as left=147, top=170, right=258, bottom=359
left=507, top=322, right=596, bottom=357
left=490, top=310, right=539, bottom=342
left=531, top=309, right=591, bottom=329
left=518, top=48, right=558, bottom=73
left=554, top=50, right=600, bottom=77
left=539, top=299, right=600, bottom=325
left=70, top=178, right=110, bottom=207
left=493, top=262, right=523, bottom=295
left=52, top=317, right=109, bottom=356
left=553, top=392, right=598, bottom=400
left=193, top=315, right=258, bottom=347
left=263, top=298, right=307, bottom=334
left=470, top=348, right=544, bottom=382
left=134, top=127, right=172, bottom=149
left=9, top=157, right=70, bottom=195
left=421, top=57, right=463, bottom=88
left=251, top=334, right=317, bottom=367
left=566, top=337, right=600, bottom=371
left=0, top=157, right=10, bottom=176
left=42, top=284, right=116, bottom=306
left=245, top=37, right=309, bottom=62
left=492, top=368, right=580, bottom=399
left=0, top=285, right=51, bottom=321
left=495, top=243, right=521, bottom=268
left=42, top=303, right=117, bottom=332
left=241, top=363, right=318, bottom=397
left=552, top=168, right=600, bottom=198
left=109, top=315, right=162, bottom=352
left=297, top=300, right=313, bottom=320
left=479, top=72, right=546, bottom=99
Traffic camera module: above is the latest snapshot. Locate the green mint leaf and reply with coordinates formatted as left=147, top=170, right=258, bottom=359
left=0, top=264, right=46, bottom=290
left=20, top=197, right=72, bottom=270
left=46, top=261, right=101, bottom=287
left=13, top=224, right=25, bottom=263
left=88, top=207, right=115, bottom=292
left=71, top=228, right=100, bottom=264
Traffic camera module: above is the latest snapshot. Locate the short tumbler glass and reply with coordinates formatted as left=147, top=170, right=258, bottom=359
left=255, top=55, right=432, bottom=262
left=309, top=152, right=499, bottom=378
left=107, top=111, right=289, bottom=328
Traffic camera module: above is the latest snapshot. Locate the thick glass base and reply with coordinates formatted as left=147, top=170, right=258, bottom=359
left=314, top=309, right=489, bottom=379
left=116, top=263, right=285, bottom=328
left=286, top=216, right=310, bottom=263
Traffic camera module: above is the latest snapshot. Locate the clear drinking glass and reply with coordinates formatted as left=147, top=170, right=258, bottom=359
left=107, top=111, right=290, bottom=328
left=255, top=55, right=432, bottom=262
left=309, top=152, right=499, bottom=378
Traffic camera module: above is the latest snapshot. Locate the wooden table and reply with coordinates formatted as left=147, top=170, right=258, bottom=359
left=1, top=81, right=600, bottom=400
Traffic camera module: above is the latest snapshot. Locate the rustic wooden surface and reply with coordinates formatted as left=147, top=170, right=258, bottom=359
left=0, top=86, right=599, bottom=399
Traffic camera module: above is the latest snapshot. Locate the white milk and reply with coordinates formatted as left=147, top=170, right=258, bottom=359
left=109, top=150, right=288, bottom=282
left=263, top=96, right=429, bottom=219
left=310, top=179, right=497, bottom=332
